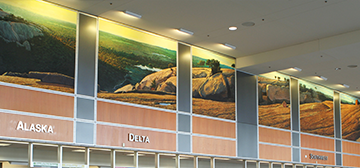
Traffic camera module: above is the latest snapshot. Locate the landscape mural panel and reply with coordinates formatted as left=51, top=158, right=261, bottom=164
left=258, top=72, right=290, bottom=129
left=0, top=0, right=76, bottom=93
left=341, top=93, right=360, bottom=141
left=98, top=19, right=177, bottom=110
left=299, top=80, right=334, bottom=137
left=192, top=47, right=235, bottom=120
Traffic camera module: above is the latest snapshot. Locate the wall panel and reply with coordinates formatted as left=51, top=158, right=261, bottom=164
left=192, top=136, right=236, bottom=156
left=259, top=144, right=292, bottom=162
left=97, top=124, right=176, bottom=151
left=301, top=149, right=335, bottom=165
left=97, top=101, right=176, bottom=130
left=301, top=134, right=334, bottom=151
left=193, top=116, right=236, bottom=138
left=343, top=141, right=360, bottom=155
left=0, top=112, right=73, bottom=142
left=259, top=127, right=291, bottom=146
left=343, top=154, right=360, bottom=167
left=0, top=85, right=74, bottom=117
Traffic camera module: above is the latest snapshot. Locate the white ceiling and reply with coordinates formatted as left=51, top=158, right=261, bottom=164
left=46, top=0, right=360, bottom=97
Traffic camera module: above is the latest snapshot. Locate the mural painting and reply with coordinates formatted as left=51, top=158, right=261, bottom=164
left=341, top=93, right=360, bottom=141
left=192, top=47, right=235, bottom=120
left=97, top=20, right=177, bottom=110
left=0, top=0, right=76, bottom=93
left=258, top=72, right=290, bottom=129
left=299, top=80, right=334, bottom=137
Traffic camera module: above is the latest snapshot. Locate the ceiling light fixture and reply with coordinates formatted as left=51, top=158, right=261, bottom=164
left=348, top=65, right=358, bottom=68
left=72, top=149, right=86, bottom=152
left=177, top=28, right=194, bottom=35
left=241, top=22, right=255, bottom=27
left=341, top=84, right=350, bottom=88
left=126, top=153, right=145, bottom=157
left=122, top=10, right=142, bottom=19
left=223, top=43, right=236, bottom=49
left=229, top=26, right=237, bottom=31
left=318, top=76, right=327, bottom=81
left=0, top=143, right=10, bottom=147
left=292, top=67, right=302, bottom=72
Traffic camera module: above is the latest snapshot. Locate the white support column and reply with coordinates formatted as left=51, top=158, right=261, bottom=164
left=28, top=143, right=34, bottom=167
left=57, top=145, right=63, bottom=168
left=292, top=164, right=296, bottom=168
left=256, top=161, right=260, bottom=168
left=194, top=156, right=198, bottom=168
left=210, top=157, right=215, bottom=168
left=155, top=153, right=160, bottom=168
left=281, top=163, right=285, bottom=168
left=110, top=149, right=116, bottom=168
left=243, top=160, right=247, bottom=168
left=269, top=162, right=273, bottom=168
left=85, top=147, right=90, bottom=168
left=134, top=151, right=139, bottom=168
left=175, top=154, right=180, bottom=168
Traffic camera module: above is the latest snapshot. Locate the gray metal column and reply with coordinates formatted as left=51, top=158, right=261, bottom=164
left=177, top=43, right=191, bottom=113
left=334, top=92, right=342, bottom=166
left=243, top=160, right=247, bottom=168
left=334, top=92, right=341, bottom=138
left=237, top=71, right=258, bottom=158
left=75, top=13, right=97, bottom=145
left=76, top=13, right=97, bottom=97
left=291, top=78, right=301, bottom=162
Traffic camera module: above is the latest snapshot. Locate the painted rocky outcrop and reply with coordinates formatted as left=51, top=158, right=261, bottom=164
left=258, top=76, right=290, bottom=105
left=0, top=20, right=43, bottom=51
left=115, top=67, right=235, bottom=101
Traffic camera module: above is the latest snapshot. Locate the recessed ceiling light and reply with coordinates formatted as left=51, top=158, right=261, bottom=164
left=348, top=65, right=358, bottom=68
left=292, top=67, right=302, bottom=71
left=222, top=43, right=236, bottom=49
left=318, top=76, right=327, bottom=81
left=122, top=10, right=142, bottom=19
left=341, top=84, right=350, bottom=88
left=241, top=22, right=255, bottom=27
left=72, top=149, right=86, bottom=152
left=177, top=28, right=194, bottom=35
left=229, top=26, right=237, bottom=31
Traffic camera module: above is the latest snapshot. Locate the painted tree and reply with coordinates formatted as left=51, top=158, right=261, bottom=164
left=206, top=59, right=222, bottom=75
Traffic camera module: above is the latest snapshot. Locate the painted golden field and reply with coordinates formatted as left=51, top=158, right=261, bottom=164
left=300, top=100, right=334, bottom=137
left=0, top=76, right=74, bottom=93
left=259, top=103, right=291, bottom=129
left=192, top=97, right=235, bottom=120
left=341, top=103, right=360, bottom=141
left=98, top=92, right=176, bottom=110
